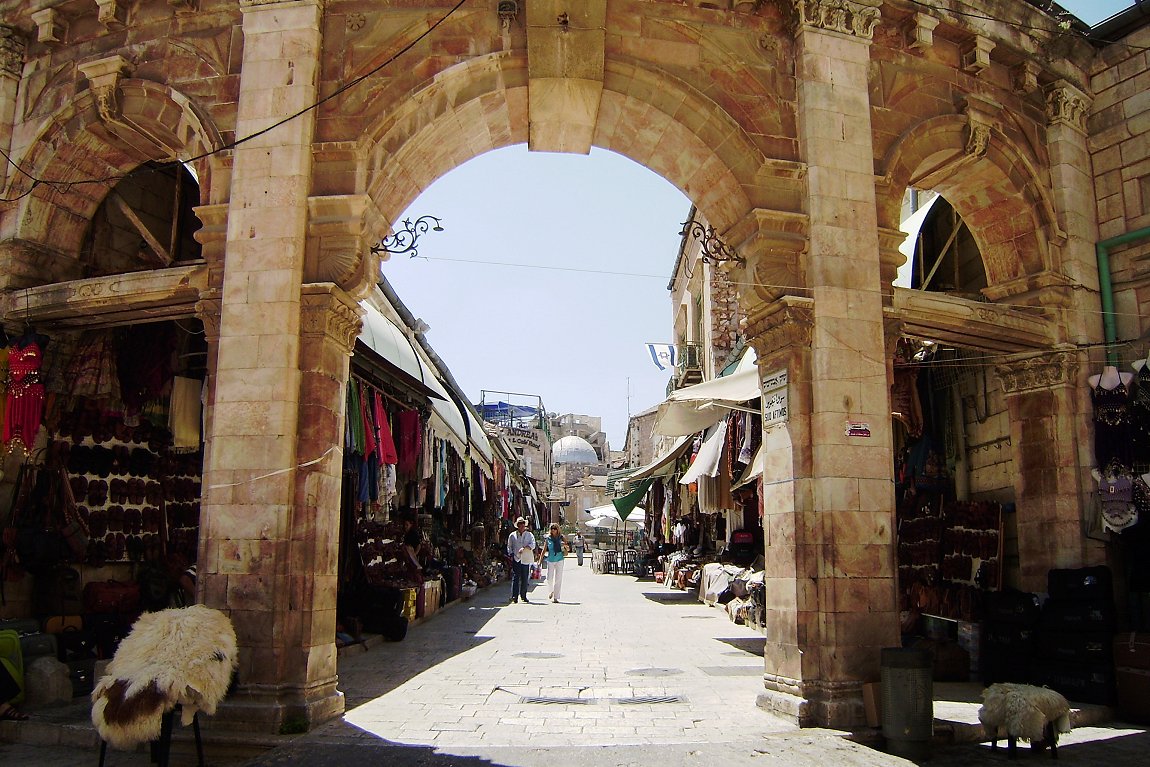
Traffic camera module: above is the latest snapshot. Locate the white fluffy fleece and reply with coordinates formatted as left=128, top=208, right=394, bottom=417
left=91, top=605, right=238, bottom=750
left=978, top=682, right=1072, bottom=744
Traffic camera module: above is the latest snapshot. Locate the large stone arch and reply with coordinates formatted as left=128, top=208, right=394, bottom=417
left=877, top=112, right=1061, bottom=293
left=358, top=50, right=797, bottom=262
left=7, top=75, right=224, bottom=267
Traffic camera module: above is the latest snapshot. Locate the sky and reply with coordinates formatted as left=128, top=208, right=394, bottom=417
left=383, top=0, right=1134, bottom=450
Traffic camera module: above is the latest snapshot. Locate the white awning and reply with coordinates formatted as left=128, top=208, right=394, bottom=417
left=467, top=408, right=493, bottom=466
left=356, top=303, right=444, bottom=401
left=680, top=420, right=728, bottom=485
left=655, top=350, right=760, bottom=437
left=624, top=435, right=692, bottom=480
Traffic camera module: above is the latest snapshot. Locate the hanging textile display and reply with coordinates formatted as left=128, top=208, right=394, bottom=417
left=4, top=332, right=49, bottom=453
left=169, top=376, right=203, bottom=453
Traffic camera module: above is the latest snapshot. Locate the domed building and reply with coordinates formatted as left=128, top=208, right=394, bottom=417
left=551, top=435, right=600, bottom=465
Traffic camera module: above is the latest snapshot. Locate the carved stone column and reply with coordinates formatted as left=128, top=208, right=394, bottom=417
left=0, top=26, right=23, bottom=196
left=752, top=0, right=897, bottom=730
left=200, top=0, right=339, bottom=733
left=995, top=350, right=1102, bottom=592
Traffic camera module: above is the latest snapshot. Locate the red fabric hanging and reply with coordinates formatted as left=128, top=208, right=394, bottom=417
left=373, top=390, right=398, bottom=465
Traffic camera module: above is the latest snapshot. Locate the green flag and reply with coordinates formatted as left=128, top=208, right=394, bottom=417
left=613, top=478, right=653, bottom=521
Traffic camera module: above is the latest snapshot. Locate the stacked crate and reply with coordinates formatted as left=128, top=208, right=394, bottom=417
left=1031, top=566, right=1116, bottom=704
left=980, top=589, right=1041, bottom=684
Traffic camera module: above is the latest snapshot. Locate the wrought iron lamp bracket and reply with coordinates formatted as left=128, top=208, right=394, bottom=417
left=680, top=219, right=744, bottom=265
left=370, top=215, right=444, bottom=258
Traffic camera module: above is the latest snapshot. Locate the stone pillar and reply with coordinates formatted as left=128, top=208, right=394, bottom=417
left=753, top=0, right=898, bottom=729
left=0, top=26, right=22, bottom=194
left=996, top=351, right=1102, bottom=592
left=199, top=0, right=344, bottom=732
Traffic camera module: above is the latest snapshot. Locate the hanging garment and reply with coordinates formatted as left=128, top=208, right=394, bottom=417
left=359, top=382, right=377, bottom=460
left=346, top=383, right=365, bottom=455
left=66, top=330, right=121, bottom=401
left=169, top=376, right=203, bottom=453
left=396, top=409, right=421, bottom=476
left=1130, top=365, right=1150, bottom=465
left=4, top=337, right=47, bottom=452
left=1092, top=380, right=1131, bottom=469
left=116, top=323, right=176, bottom=413
left=373, top=391, right=398, bottom=464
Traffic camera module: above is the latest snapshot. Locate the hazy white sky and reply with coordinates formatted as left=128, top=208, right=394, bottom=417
left=383, top=1, right=1134, bottom=449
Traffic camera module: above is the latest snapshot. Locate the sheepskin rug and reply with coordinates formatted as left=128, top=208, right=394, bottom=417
left=978, top=682, right=1072, bottom=744
left=91, top=605, right=238, bottom=750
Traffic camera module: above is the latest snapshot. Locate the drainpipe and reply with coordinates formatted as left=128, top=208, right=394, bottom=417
left=1096, top=226, right=1150, bottom=364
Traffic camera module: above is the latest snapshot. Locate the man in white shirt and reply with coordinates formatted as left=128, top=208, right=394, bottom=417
left=507, top=517, right=536, bottom=603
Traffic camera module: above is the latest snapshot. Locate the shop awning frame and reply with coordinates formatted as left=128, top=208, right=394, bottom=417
left=624, top=434, right=693, bottom=481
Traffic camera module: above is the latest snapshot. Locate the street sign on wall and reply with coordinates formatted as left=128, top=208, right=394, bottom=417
left=762, top=369, right=788, bottom=427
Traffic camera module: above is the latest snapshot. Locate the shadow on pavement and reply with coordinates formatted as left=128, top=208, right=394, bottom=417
left=243, top=737, right=500, bottom=767
left=641, top=590, right=697, bottom=603
left=910, top=724, right=1150, bottom=766
left=715, top=636, right=765, bottom=656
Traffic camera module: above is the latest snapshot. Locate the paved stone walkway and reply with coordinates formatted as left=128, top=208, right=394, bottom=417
left=3, top=556, right=1148, bottom=766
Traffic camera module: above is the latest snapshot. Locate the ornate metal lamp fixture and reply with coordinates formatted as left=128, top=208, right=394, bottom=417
left=680, top=219, right=745, bottom=265
left=371, top=215, right=444, bottom=257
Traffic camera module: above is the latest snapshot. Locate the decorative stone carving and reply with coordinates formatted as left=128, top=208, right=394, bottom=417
left=30, top=8, right=66, bottom=46
left=996, top=350, right=1077, bottom=395
left=959, top=95, right=1000, bottom=158
left=882, top=316, right=904, bottom=359
left=195, top=294, right=223, bottom=342
left=96, top=0, right=127, bottom=29
left=306, top=195, right=382, bottom=299
left=1045, top=80, right=1090, bottom=134
left=346, top=13, right=366, bottom=32
left=789, top=0, right=881, bottom=40
left=300, top=286, right=362, bottom=356
left=168, top=0, right=199, bottom=13
left=743, top=297, right=815, bottom=357
left=1012, top=60, right=1039, bottom=95
left=0, top=26, right=25, bottom=78
left=961, top=35, right=995, bottom=74
left=902, top=12, right=938, bottom=51
left=78, top=55, right=133, bottom=122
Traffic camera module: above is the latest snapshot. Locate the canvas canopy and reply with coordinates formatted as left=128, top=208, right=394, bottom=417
left=654, top=350, right=760, bottom=436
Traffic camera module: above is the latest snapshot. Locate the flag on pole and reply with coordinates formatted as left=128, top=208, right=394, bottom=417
left=646, top=343, right=677, bottom=371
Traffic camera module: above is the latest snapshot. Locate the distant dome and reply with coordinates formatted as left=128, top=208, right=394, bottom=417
left=552, top=435, right=598, bottom=464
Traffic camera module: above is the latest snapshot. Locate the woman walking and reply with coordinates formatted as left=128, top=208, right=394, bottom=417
left=543, top=523, right=568, bottom=603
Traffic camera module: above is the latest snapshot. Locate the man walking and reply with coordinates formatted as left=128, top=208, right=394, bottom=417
left=573, top=531, right=585, bottom=566
left=507, top=517, right=536, bottom=603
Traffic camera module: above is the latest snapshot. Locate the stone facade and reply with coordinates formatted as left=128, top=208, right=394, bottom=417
left=0, top=0, right=1142, bottom=733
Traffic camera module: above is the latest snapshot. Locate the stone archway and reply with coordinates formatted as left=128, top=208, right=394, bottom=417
left=0, top=0, right=1103, bottom=735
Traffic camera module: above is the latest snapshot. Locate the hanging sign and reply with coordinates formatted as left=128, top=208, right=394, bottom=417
left=762, top=369, right=789, bottom=428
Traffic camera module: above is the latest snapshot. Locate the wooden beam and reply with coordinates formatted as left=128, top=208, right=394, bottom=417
left=110, top=191, right=172, bottom=266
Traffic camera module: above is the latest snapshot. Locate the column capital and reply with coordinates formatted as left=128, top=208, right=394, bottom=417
left=1045, top=79, right=1091, bottom=135
left=744, top=296, right=814, bottom=357
left=995, top=349, right=1078, bottom=396
left=300, top=284, right=362, bottom=357
left=0, top=26, right=25, bottom=78
left=786, top=0, right=881, bottom=40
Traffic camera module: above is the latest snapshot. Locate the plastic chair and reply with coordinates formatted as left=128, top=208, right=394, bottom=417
left=602, top=550, right=619, bottom=574
left=622, top=549, right=639, bottom=574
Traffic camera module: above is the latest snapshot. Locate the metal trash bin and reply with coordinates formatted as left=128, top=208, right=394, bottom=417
left=881, top=647, right=933, bottom=760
